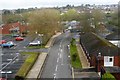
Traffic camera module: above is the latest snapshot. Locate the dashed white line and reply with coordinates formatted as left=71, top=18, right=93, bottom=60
left=53, top=73, right=56, bottom=76
left=61, top=49, right=63, bottom=52
left=59, top=45, right=61, bottom=48
left=58, top=52, right=60, bottom=56
left=55, top=65, right=58, bottom=71
left=57, top=58, right=59, bottom=63
left=54, top=75, right=56, bottom=80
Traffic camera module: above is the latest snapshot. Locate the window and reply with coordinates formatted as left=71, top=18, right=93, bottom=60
left=109, top=58, right=113, bottom=62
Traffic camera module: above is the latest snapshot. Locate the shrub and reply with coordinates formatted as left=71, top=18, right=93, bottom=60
left=102, top=73, right=116, bottom=80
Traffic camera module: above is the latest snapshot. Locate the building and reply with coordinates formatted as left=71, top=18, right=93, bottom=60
left=80, top=32, right=120, bottom=79
left=105, top=32, right=120, bottom=48
left=0, top=22, right=28, bottom=35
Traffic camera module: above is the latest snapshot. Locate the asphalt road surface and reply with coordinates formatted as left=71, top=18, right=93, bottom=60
left=41, top=32, right=72, bottom=79
left=0, top=35, right=47, bottom=79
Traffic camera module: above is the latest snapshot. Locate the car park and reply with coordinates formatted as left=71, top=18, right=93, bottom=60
left=29, top=40, right=41, bottom=46
left=1, top=41, right=16, bottom=48
left=15, top=37, right=24, bottom=41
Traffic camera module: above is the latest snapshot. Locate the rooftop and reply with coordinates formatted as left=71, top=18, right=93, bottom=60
left=80, top=32, right=120, bottom=56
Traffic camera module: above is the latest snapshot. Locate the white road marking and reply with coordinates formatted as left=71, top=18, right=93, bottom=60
left=19, top=50, right=23, bottom=52
left=61, top=64, right=64, bottom=65
left=58, top=52, right=60, bottom=56
left=59, top=45, right=61, bottom=48
left=57, top=58, right=59, bottom=63
left=54, top=75, right=56, bottom=80
left=7, top=59, right=12, bottom=61
left=53, top=73, right=56, bottom=76
left=68, top=55, right=70, bottom=58
left=61, top=49, right=62, bottom=52
left=55, top=65, right=58, bottom=71
left=0, top=54, right=4, bottom=56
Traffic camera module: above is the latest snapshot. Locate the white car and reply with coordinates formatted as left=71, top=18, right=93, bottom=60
left=29, top=40, right=41, bottom=46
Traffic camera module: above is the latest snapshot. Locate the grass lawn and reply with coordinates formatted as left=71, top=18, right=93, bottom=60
left=27, top=45, right=45, bottom=49
left=15, top=52, right=39, bottom=78
left=70, top=39, right=82, bottom=69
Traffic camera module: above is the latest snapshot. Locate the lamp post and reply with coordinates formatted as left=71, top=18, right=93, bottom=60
left=38, top=34, right=44, bottom=48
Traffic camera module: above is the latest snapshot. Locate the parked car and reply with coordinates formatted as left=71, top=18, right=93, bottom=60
left=0, top=78, right=6, bottom=80
left=1, top=41, right=16, bottom=48
left=29, top=40, right=41, bottom=46
left=11, top=34, right=19, bottom=37
left=0, top=40, right=6, bottom=44
left=15, top=37, right=24, bottom=41
left=0, top=40, right=6, bottom=46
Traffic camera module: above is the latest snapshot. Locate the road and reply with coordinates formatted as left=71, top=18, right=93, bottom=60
left=41, top=32, right=72, bottom=79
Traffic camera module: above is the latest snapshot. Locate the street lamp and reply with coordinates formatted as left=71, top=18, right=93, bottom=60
left=38, top=34, right=44, bottom=48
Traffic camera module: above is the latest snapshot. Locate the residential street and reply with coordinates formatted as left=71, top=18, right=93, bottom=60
left=41, top=32, right=72, bottom=78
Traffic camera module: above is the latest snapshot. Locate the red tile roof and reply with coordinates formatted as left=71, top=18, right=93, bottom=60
left=0, top=22, right=28, bottom=34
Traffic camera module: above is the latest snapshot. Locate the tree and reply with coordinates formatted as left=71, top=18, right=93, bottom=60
left=79, top=10, right=93, bottom=33
left=61, top=9, right=80, bottom=21
left=92, top=9, right=105, bottom=29
left=28, top=9, right=61, bottom=44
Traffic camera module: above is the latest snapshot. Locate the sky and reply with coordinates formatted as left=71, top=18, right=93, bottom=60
left=0, top=0, right=119, bottom=10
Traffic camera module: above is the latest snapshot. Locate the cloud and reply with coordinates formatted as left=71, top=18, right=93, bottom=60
left=0, top=0, right=119, bottom=10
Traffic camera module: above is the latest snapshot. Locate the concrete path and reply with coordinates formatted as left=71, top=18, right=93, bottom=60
left=76, top=43, right=90, bottom=68
left=45, top=32, right=61, bottom=48
left=26, top=52, right=48, bottom=78
left=74, top=72, right=99, bottom=79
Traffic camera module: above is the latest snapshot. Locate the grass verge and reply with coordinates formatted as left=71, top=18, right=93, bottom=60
left=27, top=45, right=45, bottom=49
left=70, top=38, right=82, bottom=69
left=15, top=52, right=39, bottom=79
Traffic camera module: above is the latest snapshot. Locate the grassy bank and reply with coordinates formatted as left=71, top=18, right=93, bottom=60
left=70, top=38, right=82, bottom=69
left=15, top=52, right=39, bottom=79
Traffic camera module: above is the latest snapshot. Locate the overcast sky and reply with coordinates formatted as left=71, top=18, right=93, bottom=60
left=0, top=0, right=119, bottom=10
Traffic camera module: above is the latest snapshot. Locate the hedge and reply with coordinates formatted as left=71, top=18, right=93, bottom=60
left=70, top=38, right=82, bottom=68
left=102, top=73, right=116, bottom=80
left=15, top=52, right=39, bottom=79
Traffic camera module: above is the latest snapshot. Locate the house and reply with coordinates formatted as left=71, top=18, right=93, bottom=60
left=80, top=32, right=120, bottom=79
left=0, top=22, right=28, bottom=35
left=105, top=32, right=120, bottom=48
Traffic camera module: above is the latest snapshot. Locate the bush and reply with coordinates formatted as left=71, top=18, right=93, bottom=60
left=70, top=38, right=82, bottom=68
left=102, top=73, right=116, bottom=80
left=15, top=52, right=39, bottom=79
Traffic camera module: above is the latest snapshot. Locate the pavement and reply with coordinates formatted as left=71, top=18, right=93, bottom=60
left=41, top=32, right=72, bottom=78
left=26, top=52, right=48, bottom=78
left=76, top=43, right=90, bottom=68
left=73, top=36, right=100, bottom=79
left=45, top=32, right=62, bottom=48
